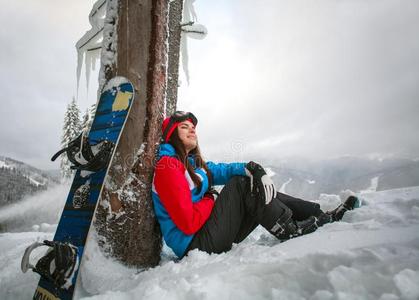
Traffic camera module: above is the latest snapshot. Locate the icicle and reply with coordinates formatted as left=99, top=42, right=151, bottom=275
left=83, top=48, right=101, bottom=96
left=85, top=50, right=92, bottom=96
left=180, top=0, right=207, bottom=85
left=75, top=0, right=107, bottom=99
left=180, top=34, right=190, bottom=84
left=76, top=51, right=84, bottom=99
left=183, top=0, right=197, bottom=22
left=91, top=49, right=100, bottom=71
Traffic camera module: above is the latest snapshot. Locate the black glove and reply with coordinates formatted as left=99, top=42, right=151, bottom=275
left=245, top=161, right=277, bottom=205
left=205, top=187, right=220, bottom=201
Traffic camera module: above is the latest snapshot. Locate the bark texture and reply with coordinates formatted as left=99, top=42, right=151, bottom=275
left=95, top=0, right=169, bottom=268
left=166, top=0, right=183, bottom=116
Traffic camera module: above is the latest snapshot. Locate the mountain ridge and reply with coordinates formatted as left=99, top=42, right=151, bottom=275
left=0, top=155, right=60, bottom=207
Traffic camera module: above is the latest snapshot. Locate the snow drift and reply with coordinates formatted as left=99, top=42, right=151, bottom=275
left=1, top=186, right=419, bottom=299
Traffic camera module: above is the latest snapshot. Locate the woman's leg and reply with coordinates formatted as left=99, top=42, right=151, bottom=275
left=186, top=178, right=360, bottom=256
left=186, top=176, right=258, bottom=254
left=275, top=192, right=323, bottom=221
left=275, top=193, right=360, bottom=233
left=186, top=176, right=299, bottom=255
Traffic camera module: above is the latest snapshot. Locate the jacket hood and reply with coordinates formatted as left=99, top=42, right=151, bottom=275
left=158, top=143, right=197, bottom=168
left=158, top=143, right=176, bottom=158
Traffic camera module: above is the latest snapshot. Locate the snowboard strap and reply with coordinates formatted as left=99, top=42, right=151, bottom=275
left=21, top=241, right=44, bottom=273
left=70, top=139, right=114, bottom=172
left=21, top=240, right=79, bottom=289
left=51, top=130, right=114, bottom=172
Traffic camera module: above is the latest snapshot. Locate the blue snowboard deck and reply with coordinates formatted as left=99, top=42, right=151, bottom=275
left=34, top=78, right=134, bottom=300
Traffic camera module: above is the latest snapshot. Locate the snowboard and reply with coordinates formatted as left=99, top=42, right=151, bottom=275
left=32, top=77, right=135, bottom=300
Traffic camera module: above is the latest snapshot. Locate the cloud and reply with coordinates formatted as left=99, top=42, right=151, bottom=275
left=0, top=0, right=418, bottom=170
left=180, top=0, right=419, bottom=163
left=0, top=0, right=95, bottom=169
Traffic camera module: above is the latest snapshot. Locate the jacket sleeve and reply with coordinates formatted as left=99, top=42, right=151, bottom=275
left=154, top=156, right=215, bottom=235
left=206, top=161, right=247, bottom=186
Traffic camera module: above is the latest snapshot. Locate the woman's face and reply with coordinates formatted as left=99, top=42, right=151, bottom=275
left=177, top=120, right=197, bottom=153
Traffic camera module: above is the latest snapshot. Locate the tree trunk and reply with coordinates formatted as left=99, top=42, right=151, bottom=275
left=94, top=0, right=168, bottom=268
left=166, top=0, right=183, bottom=116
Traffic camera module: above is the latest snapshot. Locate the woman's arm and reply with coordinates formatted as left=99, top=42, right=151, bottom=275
left=206, top=161, right=246, bottom=186
left=154, top=156, right=215, bottom=235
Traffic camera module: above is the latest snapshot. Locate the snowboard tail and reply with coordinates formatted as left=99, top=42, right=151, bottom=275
left=26, top=77, right=135, bottom=300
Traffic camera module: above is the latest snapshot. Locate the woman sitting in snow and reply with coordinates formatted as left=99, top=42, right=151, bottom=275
left=152, top=111, right=358, bottom=258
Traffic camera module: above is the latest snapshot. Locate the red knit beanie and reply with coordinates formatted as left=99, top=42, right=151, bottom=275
left=161, top=117, right=195, bottom=142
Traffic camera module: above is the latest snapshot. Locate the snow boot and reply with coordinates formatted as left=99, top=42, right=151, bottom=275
left=326, top=195, right=359, bottom=221
left=258, top=198, right=322, bottom=240
left=259, top=199, right=298, bottom=240
left=21, top=240, right=79, bottom=289
left=295, top=212, right=333, bottom=235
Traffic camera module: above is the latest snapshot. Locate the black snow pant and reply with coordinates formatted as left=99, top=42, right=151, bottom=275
left=185, top=176, right=323, bottom=255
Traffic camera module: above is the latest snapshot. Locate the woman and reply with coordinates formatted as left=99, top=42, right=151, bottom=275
left=152, top=111, right=358, bottom=258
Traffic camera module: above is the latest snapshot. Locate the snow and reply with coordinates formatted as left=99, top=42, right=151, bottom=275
left=24, top=175, right=45, bottom=187
left=97, top=0, right=119, bottom=93
left=183, top=0, right=198, bottom=23
left=180, top=0, right=207, bottom=84
left=76, top=0, right=107, bottom=96
left=265, top=167, right=276, bottom=177
left=279, top=177, right=292, bottom=193
left=102, top=76, right=130, bottom=93
left=77, top=0, right=206, bottom=91
left=360, top=176, right=380, bottom=193
left=394, top=269, right=419, bottom=300
left=1, top=185, right=419, bottom=299
left=0, top=184, right=69, bottom=233
left=75, top=0, right=119, bottom=99
left=0, top=160, right=13, bottom=170
left=182, top=23, right=208, bottom=40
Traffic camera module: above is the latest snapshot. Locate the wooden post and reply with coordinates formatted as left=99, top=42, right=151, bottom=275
left=94, top=0, right=169, bottom=268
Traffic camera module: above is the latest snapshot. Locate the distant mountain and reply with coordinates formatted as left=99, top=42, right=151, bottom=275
left=0, top=156, right=60, bottom=207
left=267, top=157, right=419, bottom=200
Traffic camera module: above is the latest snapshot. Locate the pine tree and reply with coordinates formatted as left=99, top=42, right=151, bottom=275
left=81, top=108, right=90, bottom=132
left=88, top=103, right=96, bottom=130
left=81, top=103, right=96, bottom=133
left=60, top=97, right=82, bottom=180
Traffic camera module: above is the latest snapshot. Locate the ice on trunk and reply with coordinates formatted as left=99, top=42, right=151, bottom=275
left=97, top=0, right=119, bottom=93
left=181, top=23, right=207, bottom=40
left=76, top=0, right=107, bottom=97
left=180, top=0, right=207, bottom=84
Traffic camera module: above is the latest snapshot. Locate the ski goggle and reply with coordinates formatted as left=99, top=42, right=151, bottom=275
left=161, top=111, right=198, bottom=142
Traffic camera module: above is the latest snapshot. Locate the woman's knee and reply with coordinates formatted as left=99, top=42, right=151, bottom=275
left=224, top=176, right=250, bottom=194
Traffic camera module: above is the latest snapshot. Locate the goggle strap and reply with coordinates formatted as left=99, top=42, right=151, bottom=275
left=161, top=112, right=197, bottom=142
left=161, top=117, right=176, bottom=142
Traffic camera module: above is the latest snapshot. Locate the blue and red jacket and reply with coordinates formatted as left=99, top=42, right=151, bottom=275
left=152, top=143, right=246, bottom=257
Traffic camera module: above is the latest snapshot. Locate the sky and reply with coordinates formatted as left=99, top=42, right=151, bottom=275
left=0, top=0, right=418, bottom=170
left=0, top=0, right=96, bottom=169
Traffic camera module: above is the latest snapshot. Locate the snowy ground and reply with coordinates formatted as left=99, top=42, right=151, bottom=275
left=1, top=186, right=419, bottom=300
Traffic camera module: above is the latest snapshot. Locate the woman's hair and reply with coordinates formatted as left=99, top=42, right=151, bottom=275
left=169, top=129, right=212, bottom=192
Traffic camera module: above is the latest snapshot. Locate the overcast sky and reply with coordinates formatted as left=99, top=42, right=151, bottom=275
left=0, top=0, right=418, bottom=170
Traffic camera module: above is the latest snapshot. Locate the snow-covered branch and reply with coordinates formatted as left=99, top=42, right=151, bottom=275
left=76, top=0, right=107, bottom=97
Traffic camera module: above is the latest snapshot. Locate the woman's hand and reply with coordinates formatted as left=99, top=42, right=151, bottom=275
left=205, top=187, right=220, bottom=201
left=245, top=161, right=277, bottom=205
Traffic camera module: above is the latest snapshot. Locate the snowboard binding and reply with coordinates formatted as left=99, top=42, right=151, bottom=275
left=21, top=240, right=79, bottom=289
left=51, top=130, right=115, bottom=172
